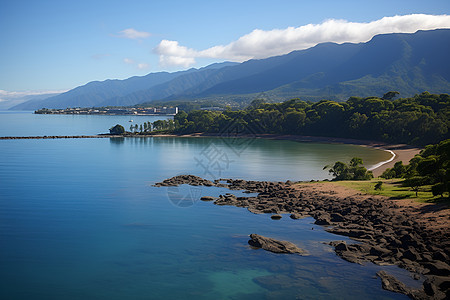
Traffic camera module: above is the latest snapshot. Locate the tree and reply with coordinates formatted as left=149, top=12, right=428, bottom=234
left=431, top=183, right=446, bottom=197
left=283, top=110, right=306, bottom=134
left=175, top=93, right=449, bottom=146
left=324, top=157, right=373, bottom=181
left=109, top=124, right=125, bottom=135
left=382, top=91, right=400, bottom=100
left=381, top=161, right=407, bottom=179
left=350, top=157, right=363, bottom=167
left=174, top=110, right=188, bottom=126
left=374, top=181, right=383, bottom=191
left=403, top=176, right=427, bottom=197
left=324, top=161, right=350, bottom=180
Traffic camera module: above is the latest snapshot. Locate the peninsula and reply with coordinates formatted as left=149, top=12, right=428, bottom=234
left=34, top=106, right=178, bottom=116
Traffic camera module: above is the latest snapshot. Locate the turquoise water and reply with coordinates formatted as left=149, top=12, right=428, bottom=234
left=0, top=112, right=409, bottom=299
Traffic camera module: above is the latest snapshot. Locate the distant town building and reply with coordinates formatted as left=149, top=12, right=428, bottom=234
left=35, top=106, right=179, bottom=116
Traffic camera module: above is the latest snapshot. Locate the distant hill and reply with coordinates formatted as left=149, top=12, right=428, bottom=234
left=11, top=70, right=192, bottom=110
left=12, top=29, right=450, bottom=110
left=1, top=92, right=62, bottom=110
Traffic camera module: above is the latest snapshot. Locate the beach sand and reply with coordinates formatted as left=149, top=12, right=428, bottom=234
left=370, top=144, right=421, bottom=177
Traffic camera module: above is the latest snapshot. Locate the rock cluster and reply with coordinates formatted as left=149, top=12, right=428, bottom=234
left=154, top=175, right=450, bottom=299
left=154, top=175, right=215, bottom=187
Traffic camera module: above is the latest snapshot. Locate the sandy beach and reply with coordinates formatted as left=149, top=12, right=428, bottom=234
left=370, top=144, right=421, bottom=177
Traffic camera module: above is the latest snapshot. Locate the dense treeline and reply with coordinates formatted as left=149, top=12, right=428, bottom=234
left=173, top=92, right=449, bottom=146
left=382, top=139, right=450, bottom=197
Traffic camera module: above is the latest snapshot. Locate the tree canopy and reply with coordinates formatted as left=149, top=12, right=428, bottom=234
left=382, top=139, right=450, bottom=197
left=324, top=157, right=373, bottom=181
left=109, top=124, right=125, bottom=135
left=173, top=92, right=449, bottom=146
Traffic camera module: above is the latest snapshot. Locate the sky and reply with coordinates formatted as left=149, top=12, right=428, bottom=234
left=1, top=0, right=450, bottom=95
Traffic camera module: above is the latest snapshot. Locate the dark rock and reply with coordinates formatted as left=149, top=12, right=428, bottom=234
left=271, top=214, right=282, bottom=220
left=433, top=251, right=450, bottom=262
left=424, top=261, right=450, bottom=276
left=154, top=175, right=215, bottom=187
left=402, top=248, right=421, bottom=262
left=200, top=196, right=216, bottom=201
left=377, top=271, right=424, bottom=299
left=314, top=213, right=331, bottom=225
left=248, top=234, right=308, bottom=255
left=424, top=275, right=450, bottom=294
left=330, top=213, right=346, bottom=222
left=335, top=242, right=349, bottom=252
left=423, top=276, right=448, bottom=299
left=289, top=213, right=307, bottom=219
left=339, top=250, right=365, bottom=264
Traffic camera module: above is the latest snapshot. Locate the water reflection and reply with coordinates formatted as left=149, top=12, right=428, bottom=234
left=109, top=137, right=125, bottom=145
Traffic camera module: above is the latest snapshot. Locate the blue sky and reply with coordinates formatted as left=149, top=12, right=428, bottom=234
left=1, top=0, right=450, bottom=93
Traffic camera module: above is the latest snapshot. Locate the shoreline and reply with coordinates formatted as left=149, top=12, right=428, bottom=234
left=0, top=132, right=421, bottom=175
left=145, top=132, right=422, bottom=175
left=155, top=175, right=450, bottom=299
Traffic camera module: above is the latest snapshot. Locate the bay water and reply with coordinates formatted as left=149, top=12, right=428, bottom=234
left=0, top=112, right=411, bottom=299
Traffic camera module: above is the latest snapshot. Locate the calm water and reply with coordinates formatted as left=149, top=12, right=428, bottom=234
left=0, top=111, right=171, bottom=136
left=0, top=112, right=410, bottom=299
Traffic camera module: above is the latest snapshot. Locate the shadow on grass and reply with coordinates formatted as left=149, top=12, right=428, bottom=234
left=423, top=196, right=450, bottom=205
left=388, top=194, right=412, bottom=200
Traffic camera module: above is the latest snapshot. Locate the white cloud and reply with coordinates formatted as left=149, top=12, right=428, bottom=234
left=0, top=90, right=68, bottom=108
left=0, top=89, right=67, bottom=98
left=137, top=63, right=150, bottom=70
left=154, top=14, right=450, bottom=67
left=123, top=58, right=150, bottom=70
left=117, top=28, right=151, bottom=39
left=158, top=54, right=196, bottom=68
left=154, top=40, right=197, bottom=67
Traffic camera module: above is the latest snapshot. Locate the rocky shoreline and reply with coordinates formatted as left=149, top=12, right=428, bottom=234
left=154, top=175, right=450, bottom=299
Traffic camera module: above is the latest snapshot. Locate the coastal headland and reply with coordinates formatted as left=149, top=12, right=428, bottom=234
left=155, top=175, right=449, bottom=299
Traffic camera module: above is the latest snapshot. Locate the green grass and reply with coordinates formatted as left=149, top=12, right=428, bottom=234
left=295, top=179, right=449, bottom=205
left=334, top=179, right=449, bottom=204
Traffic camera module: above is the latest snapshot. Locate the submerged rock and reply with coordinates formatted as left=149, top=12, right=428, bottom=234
left=377, top=270, right=426, bottom=299
left=248, top=233, right=308, bottom=255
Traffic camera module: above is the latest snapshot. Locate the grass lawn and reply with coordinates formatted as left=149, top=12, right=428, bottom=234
left=333, top=179, right=450, bottom=204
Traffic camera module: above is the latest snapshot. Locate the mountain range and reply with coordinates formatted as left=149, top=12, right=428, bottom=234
left=12, top=29, right=450, bottom=110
